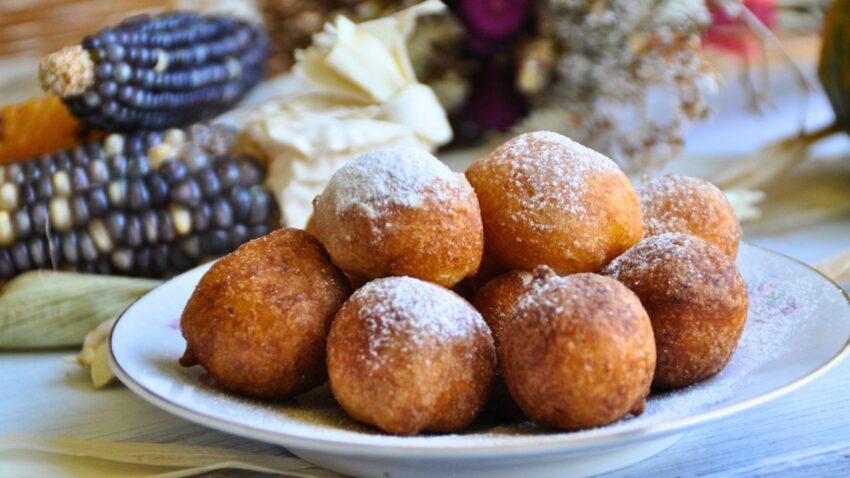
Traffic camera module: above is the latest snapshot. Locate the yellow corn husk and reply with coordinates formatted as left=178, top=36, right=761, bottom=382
left=0, top=271, right=159, bottom=348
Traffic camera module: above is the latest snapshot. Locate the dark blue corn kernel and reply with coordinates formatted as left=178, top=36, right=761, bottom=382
left=228, top=186, right=251, bottom=222
left=237, top=158, right=264, bottom=185
left=211, top=197, right=233, bottom=228
left=146, top=173, right=169, bottom=206
left=106, top=211, right=126, bottom=240
left=169, top=247, right=194, bottom=271
left=82, top=35, right=101, bottom=50
left=78, top=230, right=99, bottom=261
left=0, top=248, right=16, bottom=278
left=18, top=184, right=35, bottom=205
left=95, top=256, right=112, bottom=274
left=158, top=210, right=176, bottom=242
left=105, top=44, right=126, bottom=62
left=125, top=214, right=143, bottom=247
left=76, top=262, right=96, bottom=274
left=88, top=159, right=110, bottom=184
left=30, top=203, right=49, bottom=234
left=159, top=159, right=188, bottom=185
left=63, top=231, right=79, bottom=263
left=141, top=210, right=159, bottom=244
left=127, top=155, right=150, bottom=177
left=191, top=202, right=211, bottom=232
left=144, top=131, right=164, bottom=149
left=170, top=178, right=202, bottom=207
left=83, top=91, right=102, bottom=108
left=107, top=154, right=128, bottom=177
left=134, top=246, right=151, bottom=274
left=10, top=242, right=31, bottom=270
left=215, top=160, right=240, bottom=189
left=25, top=160, right=42, bottom=183
left=202, top=228, right=229, bottom=255
left=72, top=147, right=90, bottom=166
left=13, top=209, right=31, bottom=239
left=37, top=154, right=57, bottom=175
left=98, top=81, right=119, bottom=99
left=29, top=237, right=47, bottom=267
left=95, top=62, right=114, bottom=80
left=248, top=223, right=270, bottom=240
left=196, top=167, right=220, bottom=198
left=228, top=223, right=248, bottom=248
left=35, top=177, right=53, bottom=200
left=179, top=235, right=201, bottom=258
left=71, top=167, right=90, bottom=192
left=151, top=244, right=170, bottom=275
left=248, top=187, right=272, bottom=224
left=70, top=194, right=89, bottom=227
left=87, top=187, right=109, bottom=217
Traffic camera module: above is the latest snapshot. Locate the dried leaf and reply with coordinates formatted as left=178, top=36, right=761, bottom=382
left=0, top=271, right=159, bottom=349
left=816, top=249, right=850, bottom=283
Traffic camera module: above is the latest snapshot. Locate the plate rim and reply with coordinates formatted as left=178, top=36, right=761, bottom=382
left=108, top=242, right=850, bottom=458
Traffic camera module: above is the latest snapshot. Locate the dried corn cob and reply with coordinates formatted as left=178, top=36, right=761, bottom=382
left=0, top=96, right=102, bottom=164
left=0, top=124, right=277, bottom=279
left=39, top=12, right=269, bottom=132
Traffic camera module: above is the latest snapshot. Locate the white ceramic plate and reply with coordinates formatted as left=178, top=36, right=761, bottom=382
left=109, top=243, right=850, bottom=478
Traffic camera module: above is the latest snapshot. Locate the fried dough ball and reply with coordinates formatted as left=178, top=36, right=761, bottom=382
left=465, top=131, right=642, bottom=274
left=327, top=277, right=496, bottom=435
left=500, top=268, right=656, bottom=430
left=603, top=233, right=748, bottom=389
left=179, top=228, right=351, bottom=399
left=472, top=270, right=533, bottom=420
left=640, top=175, right=740, bottom=259
left=313, top=147, right=483, bottom=287
left=473, top=270, right=533, bottom=348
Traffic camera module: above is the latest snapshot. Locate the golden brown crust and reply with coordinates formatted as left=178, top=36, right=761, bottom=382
left=313, top=148, right=484, bottom=287
left=326, top=277, right=496, bottom=435
left=640, top=175, right=741, bottom=259
left=500, top=269, right=656, bottom=430
left=603, top=233, right=748, bottom=389
left=473, top=270, right=533, bottom=349
left=465, top=131, right=642, bottom=274
left=179, top=228, right=351, bottom=399
left=472, top=270, right=533, bottom=420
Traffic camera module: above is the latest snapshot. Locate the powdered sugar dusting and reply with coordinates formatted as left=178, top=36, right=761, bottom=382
left=320, top=146, right=467, bottom=218
left=640, top=174, right=737, bottom=236
left=354, top=277, right=486, bottom=364
left=486, top=131, right=621, bottom=231
left=604, top=232, right=702, bottom=279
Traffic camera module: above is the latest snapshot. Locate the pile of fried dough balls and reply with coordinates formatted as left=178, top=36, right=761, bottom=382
left=180, top=131, right=748, bottom=436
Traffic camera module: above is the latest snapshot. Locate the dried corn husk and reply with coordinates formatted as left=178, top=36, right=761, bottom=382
left=0, top=434, right=341, bottom=478
left=817, top=249, right=850, bottom=283
left=0, top=272, right=159, bottom=349
left=66, top=318, right=118, bottom=387
left=229, top=0, right=452, bottom=228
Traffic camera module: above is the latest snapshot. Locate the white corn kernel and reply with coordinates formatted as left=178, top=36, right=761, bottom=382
left=52, top=171, right=71, bottom=197
left=164, top=129, right=186, bottom=148
left=170, top=205, right=192, bottom=236
left=147, top=143, right=176, bottom=170
left=0, top=211, right=13, bottom=246
left=48, top=197, right=72, bottom=232
left=104, top=134, right=125, bottom=156
left=0, top=183, right=18, bottom=210
left=89, top=219, right=114, bottom=254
